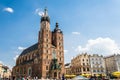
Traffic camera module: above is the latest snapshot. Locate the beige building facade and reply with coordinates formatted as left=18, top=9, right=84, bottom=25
left=65, top=63, right=72, bottom=75
left=0, top=63, right=11, bottom=79
left=71, top=53, right=90, bottom=75
left=105, top=54, right=120, bottom=75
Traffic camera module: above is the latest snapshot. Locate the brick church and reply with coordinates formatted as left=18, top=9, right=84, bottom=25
left=12, top=8, right=64, bottom=79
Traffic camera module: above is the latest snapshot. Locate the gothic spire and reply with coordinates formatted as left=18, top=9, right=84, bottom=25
left=53, top=22, right=62, bottom=33
left=55, top=22, right=59, bottom=29
left=44, top=8, right=48, bottom=16
left=40, top=8, right=50, bottom=23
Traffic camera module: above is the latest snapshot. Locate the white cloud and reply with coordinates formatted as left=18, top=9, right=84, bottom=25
left=18, top=46, right=26, bottom=51
left=3, top=7, right=14, bottom=13
left=13, top=55, right=19, bottom=61
left=75, top=37, right=120, bottom=56
left=64, top=50, right=68, bottom=54
left=71, top=56, right=74, bottom=60
left=72, top=32, right=80, bottom=35
left=35, top=8, right=44, bottom=16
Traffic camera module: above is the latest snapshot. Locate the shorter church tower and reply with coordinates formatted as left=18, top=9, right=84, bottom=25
left=52, top=22, right=64, bottom=75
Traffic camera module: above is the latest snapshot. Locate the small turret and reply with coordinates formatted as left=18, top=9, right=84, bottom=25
left=53, top=22, right=62, bottom=33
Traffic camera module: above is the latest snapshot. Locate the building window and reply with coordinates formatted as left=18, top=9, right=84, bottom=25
left=83, top=59, right=84, bottom=61
left=46, top=39, right=48, bottom=42
left=47, top=44, right=48, bottom=48
left=28, top=68, right=32, bottom=76
left=87, top=59, right=88, bottom=61
left=59, top=42, right=61, bottom=46
left=29, top=55, right=30, bottom=60
left=97, top=70, right=99, bottom=72
left=46, top=72, right=49, bottom=78
left=97, top=62, right=99, bottom=64
left=59, top=36, right=61, bottom=40
left=60, top=57, right=62, bottom=61
left=101, top=70, right=103, bottom=72
left=87, top=63, right=89, bottom=65
left=83, top=68, right=86, bottom=71
left=59, top=52, right=62, bottom=55
left=20, top=68, right=22, bottom=74
left=46, top=55, right=48, bottom=59
left=46, top=34, right=48, bottom=37
left=24, top=68, right=26, bottom=74
left=54, top=72, right=57, bottom=78
left=87, top=68, right=89, bottom=71
left=83, top=63, right=85, bottom=65
left=79, top=68, right=81, bottom=72
left=46, top=66, right=48, bottom=70
left=46, top=50, right=48, bottom=53
left=93, top=70, right=96, bottom=72
left=30, top=55, right=32, bottom=59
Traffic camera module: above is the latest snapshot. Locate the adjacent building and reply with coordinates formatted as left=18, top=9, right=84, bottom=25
left=0, top=63, right=11, bottom=79
left=90, top=54, right=106, bottom=76
left=71, top=53, right=90, bottom=75
left=12, top=8, right=64, bottom=79
left=104, top=54, right=120, bottom=75
left=65, top=53, right=106, bottom=76
left=65, top=63, right=72, bottom=75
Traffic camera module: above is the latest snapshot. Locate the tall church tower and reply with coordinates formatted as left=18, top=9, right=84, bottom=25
left=38, top=8, right=64, bottom=79
left=38, top=8, right=52, bottom=78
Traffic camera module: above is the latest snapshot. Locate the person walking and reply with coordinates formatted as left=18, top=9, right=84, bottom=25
left=62, top=74, right=64, bottom=80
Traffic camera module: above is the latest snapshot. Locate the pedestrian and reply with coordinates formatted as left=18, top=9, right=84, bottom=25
left=36, top=76, right=38, bottom=80
left=89, top=76, right=94, bottom=80
left=62, top=74, right=64, bottom=80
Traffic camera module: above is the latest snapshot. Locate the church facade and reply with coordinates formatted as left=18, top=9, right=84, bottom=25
left=12, top=9, right=64, bottom=79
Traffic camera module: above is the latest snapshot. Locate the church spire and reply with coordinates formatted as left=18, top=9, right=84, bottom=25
left=40, top=8, right=50, bottom=23
left=44, top=8, right=48, bottom=16
left=53, top=22, right=62, bottom=33
left=55, top=22, right=59, bottom=29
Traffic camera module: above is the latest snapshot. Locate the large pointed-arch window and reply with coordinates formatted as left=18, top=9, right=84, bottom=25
left=28, top=67, right=32, bottom=76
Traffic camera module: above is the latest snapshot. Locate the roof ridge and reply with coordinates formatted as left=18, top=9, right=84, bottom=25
left=20, top=43, right=38, bottom=56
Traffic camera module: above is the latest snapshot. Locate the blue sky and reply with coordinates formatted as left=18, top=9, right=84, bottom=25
left=0, top=0, right=120, bottom=68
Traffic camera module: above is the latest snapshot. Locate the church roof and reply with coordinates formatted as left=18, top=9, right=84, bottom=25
left=20, top=43, right=38, bottom=56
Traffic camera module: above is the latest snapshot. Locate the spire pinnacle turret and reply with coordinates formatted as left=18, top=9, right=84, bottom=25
left=44, top=8, right=48, bottom=16
left=53, top=22, right=62, bottom=33
left=55, top=22, right=59, bottom=29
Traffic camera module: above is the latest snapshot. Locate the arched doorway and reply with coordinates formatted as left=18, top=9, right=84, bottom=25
left=54, top=72, right=57, bottom=78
